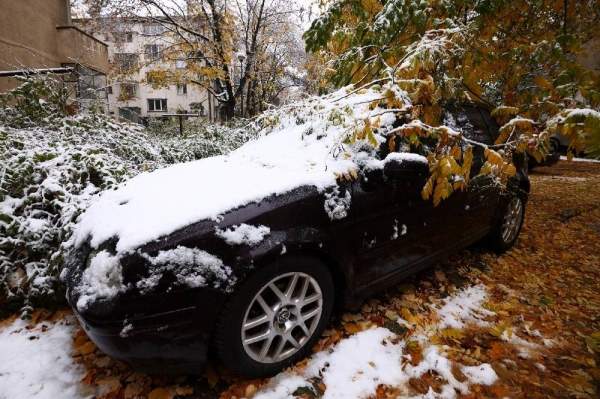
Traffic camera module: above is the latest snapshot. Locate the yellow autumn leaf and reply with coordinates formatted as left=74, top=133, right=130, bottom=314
left=485, top=148, right=504, bottom=166
left=439, top=328, right=465, bottom=339
left=421, top=176, right=434, bottom=200
left=439, top=157, right=452, bottom=177
left=502, top=163, right=517, bottom=177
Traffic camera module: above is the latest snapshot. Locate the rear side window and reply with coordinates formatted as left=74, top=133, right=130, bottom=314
left=443, top=105, right=499, bottom=145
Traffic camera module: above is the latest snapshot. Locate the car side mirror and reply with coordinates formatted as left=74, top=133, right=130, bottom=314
left=360, top=166, right=384, bottom=191
left=383, top=155, right=429, bottom=185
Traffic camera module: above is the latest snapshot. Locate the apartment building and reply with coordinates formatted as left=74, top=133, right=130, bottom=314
left=77, top=17, right=217, bottom=123
left=0, top=0, right=109, bottom=108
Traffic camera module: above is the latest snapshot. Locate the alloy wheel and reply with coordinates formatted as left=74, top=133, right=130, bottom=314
left=501, top=196, right=523, bottom=244
left=241, top=272, right=323, bottom=363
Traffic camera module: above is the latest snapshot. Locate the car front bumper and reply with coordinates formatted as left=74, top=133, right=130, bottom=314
left=70, top=288, right=227, bottom=374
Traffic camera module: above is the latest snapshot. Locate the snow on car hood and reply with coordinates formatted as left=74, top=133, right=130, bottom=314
left=73, top=85, right=413, bottom=253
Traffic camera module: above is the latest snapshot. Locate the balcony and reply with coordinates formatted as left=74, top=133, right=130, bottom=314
left=56, top=26, right=109, bottom=74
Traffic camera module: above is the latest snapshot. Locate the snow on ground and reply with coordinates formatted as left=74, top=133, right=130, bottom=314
left=559, top=156, right=600, bottom=163
left=435, top=284, right=495, bottom=329
left=254, top=285, right=499, bottom=399
left=0, top=317, right=89, bottom=399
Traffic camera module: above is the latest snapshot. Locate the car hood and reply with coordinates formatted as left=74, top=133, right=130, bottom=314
left=71, top=124, right=364, bottom=254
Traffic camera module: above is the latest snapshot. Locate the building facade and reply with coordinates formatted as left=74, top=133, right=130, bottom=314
left=77, top=18, right=217, bottom=123
left=0, top=0, right=109, bottom=108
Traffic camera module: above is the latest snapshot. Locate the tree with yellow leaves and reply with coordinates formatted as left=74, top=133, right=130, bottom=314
left=81, top=0, right=310, bottom=119
left=305, top=0, right=600, bottom=160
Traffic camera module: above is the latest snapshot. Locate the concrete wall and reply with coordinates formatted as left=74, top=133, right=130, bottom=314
left=0, top=0, right=108, bottom=93
left=56, top=26, right=109, bottom=74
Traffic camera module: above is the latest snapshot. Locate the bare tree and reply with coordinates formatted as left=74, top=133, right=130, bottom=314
left=80, top=0, right=307, bottom=119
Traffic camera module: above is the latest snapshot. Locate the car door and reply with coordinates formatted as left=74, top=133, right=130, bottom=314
left=444, top=104, right=501, bottom=235
left=348, top=159, right=454, bottom=291
left=375, top=167, right=470, bottom=282
left=344, top=169, right=403, bottom=289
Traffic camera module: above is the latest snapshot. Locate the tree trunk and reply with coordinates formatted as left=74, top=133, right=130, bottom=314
left=220, top=98, right=236, bottom=121
left=563, top=0, right=569, bottom=34
left=246, top=79, right=256, bottom=116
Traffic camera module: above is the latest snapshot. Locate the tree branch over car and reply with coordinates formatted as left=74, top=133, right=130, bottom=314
left=305, top=0, right=600, bottom=161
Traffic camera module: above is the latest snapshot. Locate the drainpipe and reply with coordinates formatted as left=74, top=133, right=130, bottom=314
left=65, top=0, right=72, bottom=25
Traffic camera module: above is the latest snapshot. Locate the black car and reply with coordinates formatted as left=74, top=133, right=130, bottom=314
left=64, top=104, right=529, bottom=378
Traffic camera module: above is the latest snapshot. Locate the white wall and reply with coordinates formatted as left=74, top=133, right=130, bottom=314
left=97, top=20, right=214, bottom=121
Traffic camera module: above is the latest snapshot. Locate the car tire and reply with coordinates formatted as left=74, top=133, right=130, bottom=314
left=214, top=255, right=334, bottom=377
left=488, top=191, right=526, bottom=253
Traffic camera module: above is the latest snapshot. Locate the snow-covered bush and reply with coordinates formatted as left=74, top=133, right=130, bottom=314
left=0, top=75, right=70, bottom=129
left=0, top=76, right=257, bottom=316
left=147, top=117, right=259, bottom=162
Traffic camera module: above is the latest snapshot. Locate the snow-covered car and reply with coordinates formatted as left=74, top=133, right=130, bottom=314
left=63, top=90, right=529, bottom=377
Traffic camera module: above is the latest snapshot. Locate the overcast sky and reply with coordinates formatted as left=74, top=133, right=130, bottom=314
left=71, top=0, right=322, bottom=30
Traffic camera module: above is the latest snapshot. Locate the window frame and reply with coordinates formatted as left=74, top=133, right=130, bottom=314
left=143, top=23, right=164, bottom=36
left=147, top=98, right=168, bottom=112
left=119, top=82, right=138, bottom=100
left=176, top=83, right=187, bottom=95
left=144, top=44, right=161, bottom=61
left=113, top=53, right=138, bottom=71
left=112, top=31, right=133, bottom=43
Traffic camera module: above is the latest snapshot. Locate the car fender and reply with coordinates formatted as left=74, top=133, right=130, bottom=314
left=232, top=227, right=350, bottom=306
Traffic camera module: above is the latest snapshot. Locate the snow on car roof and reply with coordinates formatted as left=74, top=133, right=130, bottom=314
left=73, top=84, right=418, bottom=253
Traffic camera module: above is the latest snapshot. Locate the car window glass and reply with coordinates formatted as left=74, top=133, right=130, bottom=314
left=444, top=106, right=493, bottom=145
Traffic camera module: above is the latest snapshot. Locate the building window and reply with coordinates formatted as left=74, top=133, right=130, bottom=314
left=176, top=59, right=187, bottom=69
left=145, top=44, right=161, bottom=61
left=148, top=98, right=167, bottom=112
left=143, top=23, right=164, bottom=35
left=113, top=53, right=138, bottom=71
left=112, top=31, right=133, bottom=42
left=176, top=83, right=187, bottom=95
left=72, top=65, right=107, bottom=100
left=119, top=83, right=138, bottom=100
left=114, top=21, right=132, bottom=33
left=119, top=107, right=142, bottom=124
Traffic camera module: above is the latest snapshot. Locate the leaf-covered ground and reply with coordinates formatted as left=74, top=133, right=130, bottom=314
left=1, top=159, right=599, bottom=399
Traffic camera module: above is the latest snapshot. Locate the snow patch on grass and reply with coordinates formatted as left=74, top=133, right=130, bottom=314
left=0, top=317, right=90, bottom=399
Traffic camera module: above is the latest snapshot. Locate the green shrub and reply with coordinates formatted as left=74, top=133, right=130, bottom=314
left=0, top=75, right=258, bottom=317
